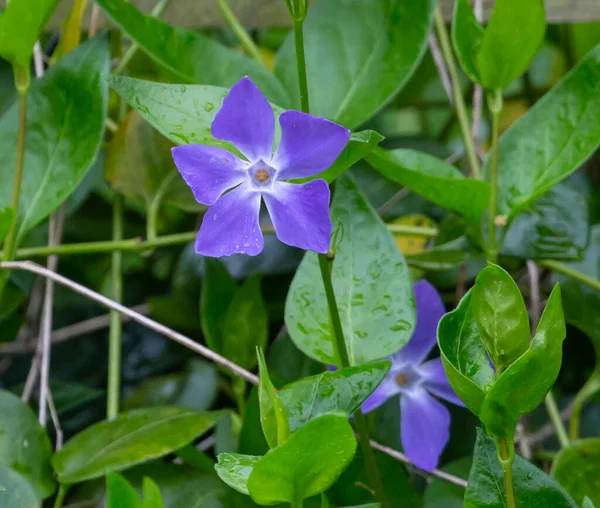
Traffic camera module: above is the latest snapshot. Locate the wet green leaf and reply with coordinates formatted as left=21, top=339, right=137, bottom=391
left=275, top=0, right=433, bottom=129
left=107, top=75, right=284, bottom=150
left=476, top=0, right=545, bottom=89
left=106, top=472, right=142, bottom=508
left=366, top=147, right=490, bottom=225
left=0, top=465, right=38, bottom=508
left=451, top=0, right=484, bottom=83
left=471, top=263, right=530, bottom=371
left=214, top=453, right=261, bottom=495
left=0, top=390, right=55, bottom=499
left=0, top=36, right=108, bottom=246
left=465, top=430, right=577, bottom=507
left=286, top=173, right=415, bottom=366
left=0, top=0, right=60, bottom=68
left=501, top=183, right=589, bottom=261
left=95, top=0, right=288, bottom=105
left=279, top=361, right=390, bottom=431
left=105, top=110, right=201, bottom=213
left=53, top=407, right=225, bottom=484
left=257, top=348, right=290, bottom=449
left=485, top=44, right=600, bottom=218
left=552, top=439, right=600, bottom=506
left=247, top=413, right=357, bottom=505
left=479, top=285, right=566, bottom=437
left=438, top=290, right=495, bottom=416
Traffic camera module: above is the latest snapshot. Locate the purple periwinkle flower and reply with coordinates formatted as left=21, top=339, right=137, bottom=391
left=171, top=77, right=351, bottom=257
left=362, top=280, right=464, bottom=472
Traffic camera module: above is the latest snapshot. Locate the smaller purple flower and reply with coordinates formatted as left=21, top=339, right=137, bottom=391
left=171, top=76, right=351, bottom=257
left=362, top=280, right=465, bottom=472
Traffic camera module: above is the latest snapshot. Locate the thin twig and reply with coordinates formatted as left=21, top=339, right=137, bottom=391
left=88, top=3, right=100, bottom=37
left=428, top=34, right=453, bottom=105
left=369, top=440, right=468, bottom=488
left=46, top=386, right=63, bottom=450
left=1, top=261, right=259, bottom=384
left=527, top=400, right=575, bottom=445
left=0, top=304, right=150, bottom=355
left=376, top=188, right=411, bottom=217
left=471, top=0, right=483, bottom=145
left=526, top=260, right=541, bottom=328
left=33, top=42, right=44, bottom=78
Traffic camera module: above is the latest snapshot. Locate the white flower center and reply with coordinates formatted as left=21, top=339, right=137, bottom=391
left=248, top=160, right=276, bottom=190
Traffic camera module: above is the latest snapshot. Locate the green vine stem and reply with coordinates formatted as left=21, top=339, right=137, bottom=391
left=432, top=5, right=481, bottom=179
left=53, top=484, right=69, bottom=508
left=539, top=259, right=600, bottom=292
left=569, top=368, right=600, bottom=441
left=217, top=0, right=266, bottom=67
left=289, top=2, right=387, bottom=504
left=0, top=72, right=29, bottom=298
left=107, top=195, right=124, bottom=420
left=486, top=89, right=503, bottom=263
left=496, top=436, right=516, bottom=508
left=544, top=391, right=570, bottom=449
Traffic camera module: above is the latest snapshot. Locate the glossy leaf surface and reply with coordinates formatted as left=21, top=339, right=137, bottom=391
left=0, top=36, right=108, bottom=245
left=479, top=285, right=566, bottom=437
left=437, top=290, right=495, bottom=416
left=53, top=407, right=225, bottom=484
left=485, top=44, right=600, bottom=218
left=106, top=472, right=142, bottom=508
left=247, top=413, right=357, bottom=505
left=95, top=0, right=288, bottom=105
left=366, top=148, right=490, bottom=225
left=275, top=0, right=433, bottom=129
left=552, top=439, right=600, bottom=506
left=465, top=430, right=577, bottom=507
left=0, top=465, right=39, bottom=508
left=476, top=0, right=545, bottom=89
left=214, top=453, right=261, bottom=495
left=0, top=390, right=55, bottom=499
left=471, top=263, right=530, bottom=370
left=286, top=174, right=415, bottom=366
left=451, top=0, right=483, bottom=83
left=279, top=361, right=390, bottom=431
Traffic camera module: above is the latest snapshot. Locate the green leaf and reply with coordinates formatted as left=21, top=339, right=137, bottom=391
left=247, top=413, right=357, bottom=505
left=95, top=0, right=288, bottom=106
left=52, top=407, right=225, bottom=484
left=107, top=75, right=284, bottom=150
left=274, top=0, right=433, bottom=129
left=0, top=390, right=55, bottom=499
left=479, top=285, right=566, bottom=437
left=366, top=148, right=491, bottom=225
left=214, top=453, right=261, bottom=495
left=406, top=237, right=476, bottom=271
left=437, top=290, right=495, bottom=416
left=451, top=0, right=484, bottom=83
left=222, top=276, right=268, bottom=370
left=106, top=472, right=142, bottom=508
left=424, top=457, right=471, bottom=508
left=465, top=430, right=577, bottom=507
left=485, top=44, right=600, bottom=218
left=0, top=464, right=38, bottom=508
left=0, top=0, right=60, bottom=68
left=552, top=225, right=600, bottom=362
left=278, top=361, right=391, bottom=431
left=0, top=207, right=15, bottom=243
left=105, top=110, right=201, bottom=213
left=501, top=183, right=589, bottom=261
left=471, top=263, right=530, bottom=371
left=285, top=173, right=415, bottom=366
left=582, top=497, right=596, bottom=508
left=296, top=130, right=384, bottom=184
left=257, top=348, right=290, bottom=449
left=552, top=439, right=600, bottom=507
left=142, top=477, right=165, bottom=508
left=476, top=0, right=545, bottom=89
left=0, top=36, right=109, bottom=246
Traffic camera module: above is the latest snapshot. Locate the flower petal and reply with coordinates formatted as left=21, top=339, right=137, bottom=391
left=400, top=388, right=451, bottom=472
left=394, top=280, right=446, bottom=364
left=419, top=358, right=465, bottom=407
left=361, top=376, right=401, bottom=414
left=211, top=77, right=275, bottom=162
left=195, top=182, right=263, bottom=257
left=171, top=145, right=248, bottom=206
left=263, top=179, right=332, bottom=254
left=271, top=111, right=351, bottom=180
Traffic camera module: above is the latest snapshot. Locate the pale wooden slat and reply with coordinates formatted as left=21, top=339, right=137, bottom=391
left=44, top=0, right=600, bottom=31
